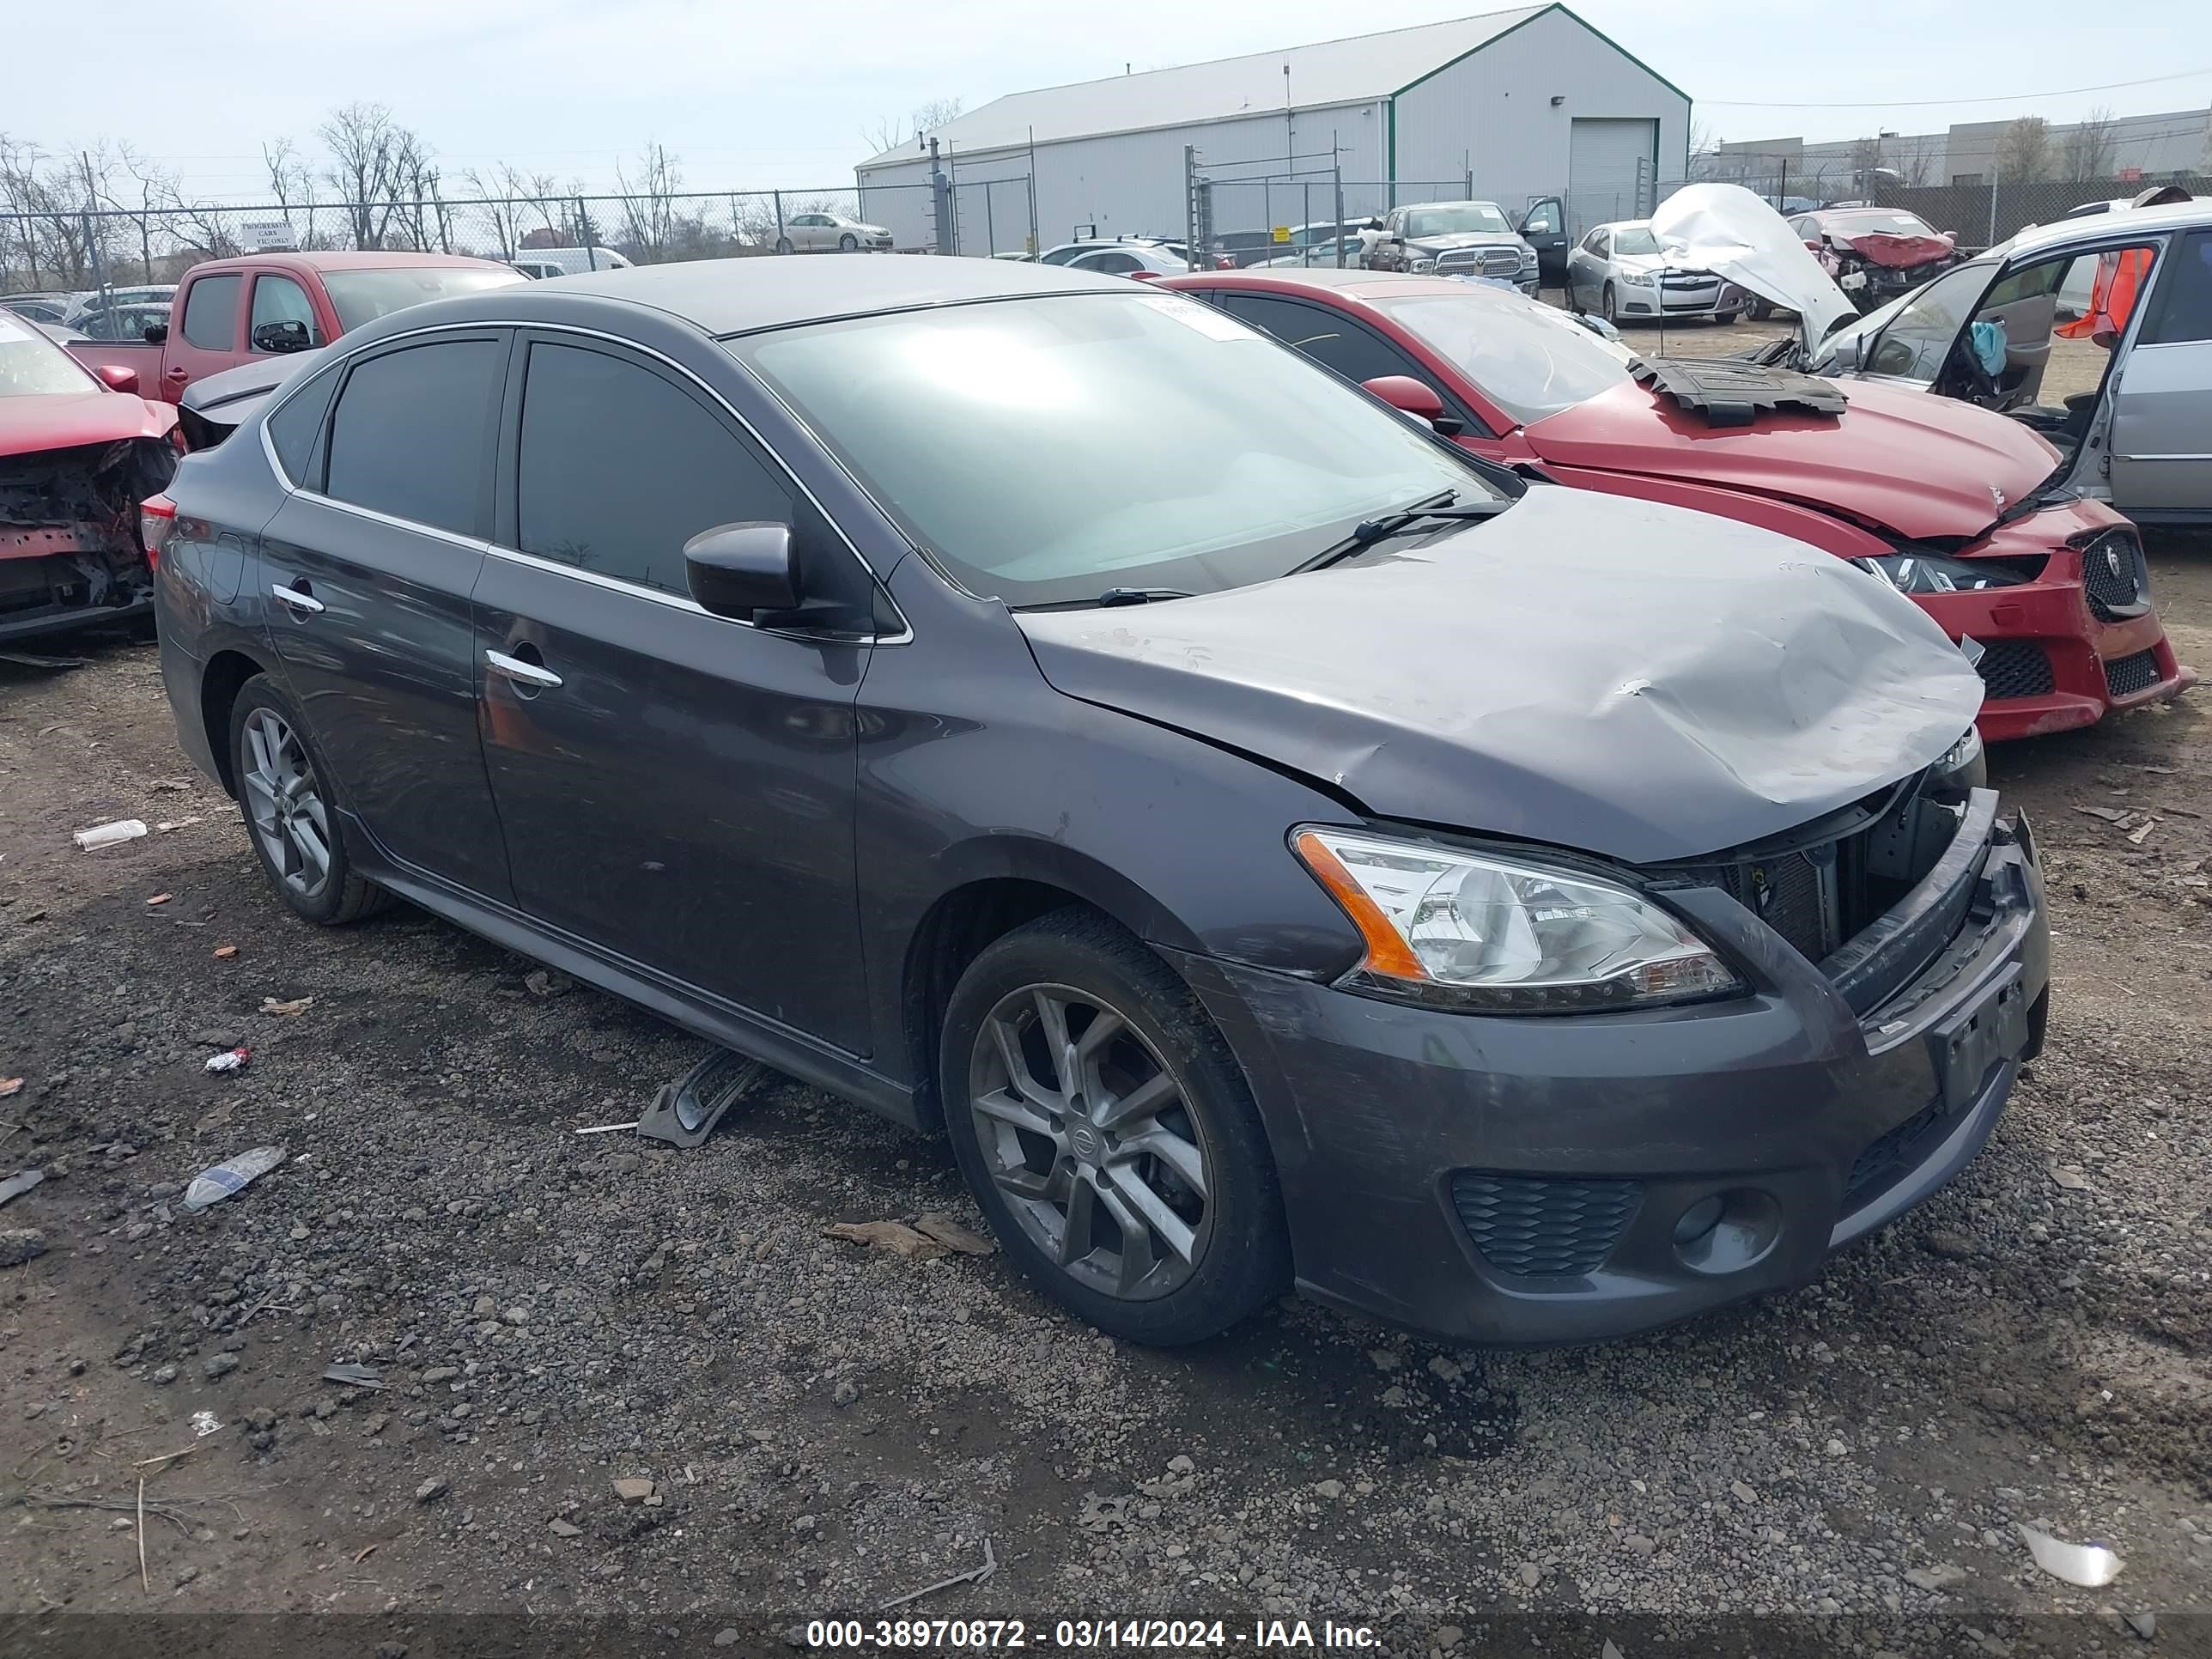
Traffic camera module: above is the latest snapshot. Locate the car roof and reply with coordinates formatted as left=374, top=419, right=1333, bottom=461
left=1163, top=267, right=1476, bottom=305
left=2004, top=196, right=2212, bottom=257
left=187, top=250, right=514, bottom=276
left=1395, top=199, right=1505, bottom=212
left=1591, top=219, right=1652, bottom=234
left=379, top=253, right=1136, bottom=337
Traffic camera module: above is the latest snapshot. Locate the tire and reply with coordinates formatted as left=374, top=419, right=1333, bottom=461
left=1747, top=295, right=1773, bottom=322
left=228, top=674, right=386, bottom=927
left=939, top=908, right=1290, bottom=1346
left=1601, top=282, right=1618, bottom=325
left=775, top=237, right=793, bottom=255
left=838, top=233, right=859, bottom=252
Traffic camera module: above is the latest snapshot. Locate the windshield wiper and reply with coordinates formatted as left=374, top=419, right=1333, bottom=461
left=1096, top=586, right=1192, bottom=606
left=1292, top=490, right=1512, bottom=574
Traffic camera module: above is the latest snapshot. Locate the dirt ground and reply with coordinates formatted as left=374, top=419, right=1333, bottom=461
left=3, top=367, right=2210, bottom=1655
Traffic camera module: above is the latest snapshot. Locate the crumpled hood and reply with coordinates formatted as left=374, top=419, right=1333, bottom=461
left=1650, top=184, right=1858, bottom=349
left=1524, top=375, right=2062, bottom=540
left=0, top=389, right=173, bottom=459
left=1835, top=229, right=1955, bottom=269
left=1016, top=489, right=1982, bottom=865
left=1408, top=231, right=1529, bottom=254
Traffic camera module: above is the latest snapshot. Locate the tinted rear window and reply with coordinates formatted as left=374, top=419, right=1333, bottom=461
left=322, top=268, right=525, bottom=333
left=181, top=274, right=240, bottom=350
left=266, top=365, right=341, bottom=483
left=324, top=339, right=501, bottom=536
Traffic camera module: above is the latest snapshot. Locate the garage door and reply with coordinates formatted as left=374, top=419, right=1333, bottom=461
left=1567, top=118, right=1658, bottom=240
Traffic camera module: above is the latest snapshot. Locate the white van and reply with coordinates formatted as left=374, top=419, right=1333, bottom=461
left=508, top=247, right=635, bottom=279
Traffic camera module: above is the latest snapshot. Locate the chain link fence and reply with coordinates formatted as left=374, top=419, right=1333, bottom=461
left=0, top=182, right=998, bottom=295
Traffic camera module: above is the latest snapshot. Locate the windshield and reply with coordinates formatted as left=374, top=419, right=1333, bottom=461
left=1403, top=204, right=1510, bottom=239
left=0, top=313, right=96, bottom=397
left=1611, top=227, right=1661, bottom=256
left=322, top=268, right=525, bottom=332
left=1370, top=289, right=1632, bottom=426
left=732, top=291, right=1498, bottom=607
left=1824, top=210, right=1938, bottom=239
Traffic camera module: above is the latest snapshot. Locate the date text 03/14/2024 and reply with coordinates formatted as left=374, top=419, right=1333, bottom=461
left=804, top=1619, right=1379, bottom=1649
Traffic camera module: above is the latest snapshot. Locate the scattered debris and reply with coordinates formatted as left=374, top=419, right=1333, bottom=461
left=636, top=1048, right=763, bottom=1150
left=258, top=995, right=313, bottom=1017
left=137, top=1477, right=149, bottom=1594
left=914, top=1212, right=998, bottom=1255
left=415, top=1478, right=448, bottom=1504
left=189, top=1411, right=222, bottom=1438
left=878, top=1537, right=997, bottom=1610
left=155, top=817, right=201, bottom=834
left=151, top=779, right=191, bottom=793
left=0, top=647, right=88, bottom=668
left=2016, top=1522, right=2124, bottom=1588
left=827, top=1219, right=949, bottom=1261
left=132, top=1443, right=204, bottom=1471
left=549, top=1517, right=582, bottom=1537
left=201, top=1352, right=238, bottom=1380
left=73, top=818, right=148, bottom=851
left=2073, top=804, right=2130, bottom=823
left=611, top=1477, right=655, bottom=1504
left=212, top=945, right=238, bottom=959
left=181, top=1146, right=287, bottom=1210
left=0, top=1227, right=49, bottom=1267
left=524, top=968, right=576, bottom=998
left=1, top=1078, right=25, bottom=1099
left=323, top=1363, right=386, bottom=1390
left=1905, top=1563, right=1967, bottom=1591
left=2125, top=1612, right=2157, bottom=1640
left=203, top=1047, right=251, bottom=1075
left=146, top=893, right=172, bottom=907
left=571, top=1121, right=639, bottom=1135
left=0, top=1169, right=44, bottom=1207
left=2126, top=816, right=2158, bottom=844
left=2050, top=1166, right=2094, bottom=1192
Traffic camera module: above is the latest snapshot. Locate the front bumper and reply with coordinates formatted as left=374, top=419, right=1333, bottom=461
left=1178, top=801, right=2047, bottom=1346
left=1616, top=282, right=1749, bottom=321
left=0, top=545, right=154, bottom=644
left=1906, top=505, right=2197, bottom=742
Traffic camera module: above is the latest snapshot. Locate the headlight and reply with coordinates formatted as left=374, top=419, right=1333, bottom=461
left=1291, top=828, right=1745, bottom=1013
left=1852, top=551, right=2029, bottom=594
left=1619, top=270, right=1656, bottom=287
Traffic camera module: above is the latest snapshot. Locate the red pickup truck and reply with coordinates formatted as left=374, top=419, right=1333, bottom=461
left=65, top=250, right=525, bottom=403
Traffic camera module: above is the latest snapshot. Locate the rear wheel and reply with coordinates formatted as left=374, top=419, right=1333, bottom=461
left=775, top=236, right=793, bottom=255
left=228, top=675, right=386, bottom=926
left=939, top=909, right=1289, bottom=1346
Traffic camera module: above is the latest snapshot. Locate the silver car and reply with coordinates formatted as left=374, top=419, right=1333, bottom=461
left=1036, top=240, right=1193, bottom=276
left=775, top=210, right=895, bottom=253
left=1813, top=198, right=2212, bottom=526
left=1565, top=221, right=1747, bottom=325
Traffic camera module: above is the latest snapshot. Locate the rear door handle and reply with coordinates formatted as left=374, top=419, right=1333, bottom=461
left=166, top=366, right=189, bottom=380
left=484, top=647, right=562, bottom=690
left=270, top=581, right=325, bottom=615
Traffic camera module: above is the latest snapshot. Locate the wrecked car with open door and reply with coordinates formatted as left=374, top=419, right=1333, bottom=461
left=1161, top=266, right=2195, bottom=740
left=1653, top=185, right=2212, bottom=531
left=0, top=311, right=178, bottom=647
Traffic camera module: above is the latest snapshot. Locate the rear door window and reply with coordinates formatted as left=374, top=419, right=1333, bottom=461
left=2142, top=229, right=2212, bottom=344
left=180, top=274, right=241, bottom=350
left=514, top=340, right=795, bottom=595
left=324, top=337, right=503, bottom=537
left=266, top=366, right=342, bottom=487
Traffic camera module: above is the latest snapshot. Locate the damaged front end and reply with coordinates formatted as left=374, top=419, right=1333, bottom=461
left=0, top=437, right=177, bottom=644
left=1820, top=228, right=1962, bottom=313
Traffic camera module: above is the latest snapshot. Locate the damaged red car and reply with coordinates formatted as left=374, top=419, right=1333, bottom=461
left=1789, top=207, right=1961, bottom=313
left=1, top=313, right=178, bottom=647
left=1160, top=269, right=2194, bottom=741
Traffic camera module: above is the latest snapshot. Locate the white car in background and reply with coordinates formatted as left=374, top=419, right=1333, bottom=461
left=1565, top=220, right=1747, bottom=325
left=509, top=247, right=634, bottom=278
left=774, top=210, right=895, bottom=253
left=1035, top=239, right=1193, bottom=276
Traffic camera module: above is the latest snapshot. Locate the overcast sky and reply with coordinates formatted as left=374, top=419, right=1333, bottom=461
left=6, top=0, right=2209, bottom=200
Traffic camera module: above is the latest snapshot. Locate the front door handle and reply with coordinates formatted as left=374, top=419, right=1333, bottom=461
left=270, top=580, right=325, bottom=615
left=166, top=366, right=189, bottom=380
left=485, top=647, right=562, bottom=690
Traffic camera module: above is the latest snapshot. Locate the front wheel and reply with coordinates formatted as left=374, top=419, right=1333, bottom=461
left=939, top=910, right=1290, bottom=1346
left=1747, top=295, right=1773, bottom=322
left=838, top=232, right=859, bottom=252
left=229, top=675, right=386, bottom=926
left=1601, top=281, right=1618, bottom=324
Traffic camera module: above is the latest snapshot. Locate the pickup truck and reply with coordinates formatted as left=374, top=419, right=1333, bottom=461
left=64, top=250, right=525, bottom=404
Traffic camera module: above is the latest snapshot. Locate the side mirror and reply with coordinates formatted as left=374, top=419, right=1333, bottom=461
left=94, top=363, right=141, bottom=395
left=684, top=522, right=798, bottom=620
left=252, top=319, right=312, bottom=353
left=143, top=322, right=168, bottom=344
left=1362, top=374, right=1446, bottom=422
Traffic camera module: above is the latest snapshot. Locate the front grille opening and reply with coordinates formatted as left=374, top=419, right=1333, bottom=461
left=2081, top=532, right=2148, bottom=623
left=1450, top=1174, right=1641, bottom=1278
left=2105, top=648, right=2161, bottom=699
left=1976, top=640, right=2056, bottom=701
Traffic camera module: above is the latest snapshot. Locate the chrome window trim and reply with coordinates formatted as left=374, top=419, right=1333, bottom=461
left=255, top=316, right=910, bottom=644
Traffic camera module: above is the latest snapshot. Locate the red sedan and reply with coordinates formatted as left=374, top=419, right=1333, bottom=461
left=1160, top=269, right=2194, bottom=743
left=1, top=314, right=178, bottom=647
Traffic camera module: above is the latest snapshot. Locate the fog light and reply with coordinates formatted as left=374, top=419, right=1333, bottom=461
left=1673, top=1195, right=1725, bottom=1246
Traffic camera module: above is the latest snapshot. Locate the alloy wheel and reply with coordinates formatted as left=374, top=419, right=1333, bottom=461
left=240, top=708, right=332, bottom=901
left=967, top=983, right=1212, bottom=1301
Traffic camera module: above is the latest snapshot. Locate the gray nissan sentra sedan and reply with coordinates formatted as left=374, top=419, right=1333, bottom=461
left=146, top=256, right=2048, bottom=1347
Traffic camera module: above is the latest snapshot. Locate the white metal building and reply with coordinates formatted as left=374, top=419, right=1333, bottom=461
left=854, top=3, right=1690, bottom=254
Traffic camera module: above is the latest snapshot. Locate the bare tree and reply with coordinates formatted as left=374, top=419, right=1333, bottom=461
left=862, top=96, right=964, bottom=155
left=614, top=141, right=682, bottom=258
left=319, top=102, right=433, bottom=248
left=2061, top=107, right=2118, bottom=184
left=1996, top=116, right=2051, bottom=182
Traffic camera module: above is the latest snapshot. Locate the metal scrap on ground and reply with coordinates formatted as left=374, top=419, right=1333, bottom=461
left=259, top=996, right=313, bottom=1017
left=879, top=1537, right=997, bottom=1610
left=181, top=1146, right=287, bottom=1210
left=2016, top=1522, right=2124, bottom=1587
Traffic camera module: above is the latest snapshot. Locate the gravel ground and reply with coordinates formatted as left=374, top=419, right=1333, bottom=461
left=3, top=387, right=2209, bottom=1654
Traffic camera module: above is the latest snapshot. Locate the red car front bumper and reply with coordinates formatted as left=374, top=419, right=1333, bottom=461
left=1908, top=503, right=2197, bottom=743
